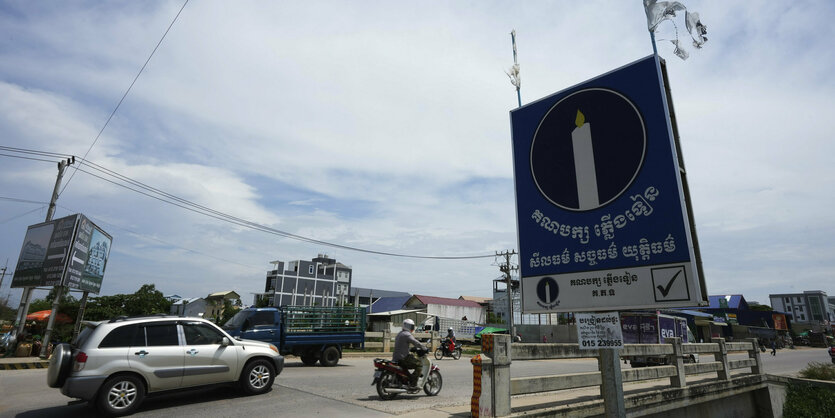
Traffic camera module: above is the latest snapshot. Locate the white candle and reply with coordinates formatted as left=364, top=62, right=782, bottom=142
left=571, top=109, right=599, bottom=209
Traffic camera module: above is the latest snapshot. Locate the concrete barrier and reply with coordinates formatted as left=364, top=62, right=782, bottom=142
left=471, top=335, right=766, bottom=417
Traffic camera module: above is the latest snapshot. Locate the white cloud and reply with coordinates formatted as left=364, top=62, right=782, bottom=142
left=2, top=1, right=834, bottom=309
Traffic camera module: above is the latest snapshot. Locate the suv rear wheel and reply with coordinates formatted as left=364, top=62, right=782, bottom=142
left=96, top=374, right=145, bottom=416
left=239, top=359, right=275, bottom=395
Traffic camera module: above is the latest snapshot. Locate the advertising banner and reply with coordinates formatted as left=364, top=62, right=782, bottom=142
left=11, top=214, right=79, bottom=288
left=576, top=312, right=624, bottom=350
left=772, top=313, right=787, bottom=331
left=511, top=55, right=704, bottom=312
left=11, top=213, right=111, bottom=294
left=63, top=214, right=112, bottom=294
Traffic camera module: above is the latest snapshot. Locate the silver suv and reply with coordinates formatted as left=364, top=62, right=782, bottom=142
left=47, top=316, right=284, bottom=416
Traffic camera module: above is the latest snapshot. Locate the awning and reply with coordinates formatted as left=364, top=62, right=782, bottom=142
left=695, top=319, right=727, bottom=327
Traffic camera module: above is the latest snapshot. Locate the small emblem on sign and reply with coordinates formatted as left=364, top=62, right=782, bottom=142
left=651, top=266, right=690, bottom=302
left=536, top=277, right=560, bottom=309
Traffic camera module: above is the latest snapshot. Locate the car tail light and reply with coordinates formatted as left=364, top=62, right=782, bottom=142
left=73, top=351, right=88, bottom=372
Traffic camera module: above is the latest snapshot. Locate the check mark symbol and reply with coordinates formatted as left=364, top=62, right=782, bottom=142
left=656, top=270, right=682, bottom=297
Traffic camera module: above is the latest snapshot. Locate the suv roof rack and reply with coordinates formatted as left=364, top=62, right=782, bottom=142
left=108, top=313, right=173, bottom=323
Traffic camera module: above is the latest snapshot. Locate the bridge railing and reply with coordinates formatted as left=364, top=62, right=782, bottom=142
left=471, top=335, right=763, bottom=417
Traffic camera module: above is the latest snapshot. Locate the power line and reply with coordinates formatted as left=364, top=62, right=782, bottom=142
left=56, top=204, right=262, bottom=272
left=0, top=205, right=47, bottom=225
left=1, top=147, right=497, bottom=260
left=60, top=0, right=190, bottom=196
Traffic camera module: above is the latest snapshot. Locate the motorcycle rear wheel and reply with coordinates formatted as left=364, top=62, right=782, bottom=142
left=423, top=370, right=442, bottom=396
left=452, top=347, right=462, bottom=360
left=434, top=348, right=444, bottom=360
left=376, top=371, right=400, bottom=400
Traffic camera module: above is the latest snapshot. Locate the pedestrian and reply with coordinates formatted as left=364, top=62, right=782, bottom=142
left=771, top=340, right=776, bottom=356
left=542, top=335, right=547, bottom=343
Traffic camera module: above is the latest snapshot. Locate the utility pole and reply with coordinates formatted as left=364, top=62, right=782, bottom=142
left=0, top=260, right=8, bottom=291
left=497, top=250, right=518, bottom=336
left=12, top=157, right=75, bottom=358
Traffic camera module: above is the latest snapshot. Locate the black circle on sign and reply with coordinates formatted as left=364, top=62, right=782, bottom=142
left=530, top=88, right=646, bottom=211
left=536, top=277, right=559, bottom=304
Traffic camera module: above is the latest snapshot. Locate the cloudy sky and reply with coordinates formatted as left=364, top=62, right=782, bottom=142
left=1, top=1, right=833, bottom=309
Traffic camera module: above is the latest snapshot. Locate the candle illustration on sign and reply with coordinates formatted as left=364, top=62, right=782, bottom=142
left=571, top=110, right=599, bottom=210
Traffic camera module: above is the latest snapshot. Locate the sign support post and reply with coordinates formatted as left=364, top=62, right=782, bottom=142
left=72, top=291, right=90, bottom=340
left=599, top=348, right=625, bottom=418
left=16, top=157, right=73, bottom=336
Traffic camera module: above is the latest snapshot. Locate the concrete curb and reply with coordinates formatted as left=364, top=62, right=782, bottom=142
left=0, top=360, right=49, bottom=370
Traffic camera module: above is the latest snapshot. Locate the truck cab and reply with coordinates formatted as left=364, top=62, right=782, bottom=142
left=223, top=308, right=281, bottom=345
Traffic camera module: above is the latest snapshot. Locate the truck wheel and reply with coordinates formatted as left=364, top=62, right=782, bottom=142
left=96, top=374, right=145, bottom=416
left=239, top=359, right=275, bottom=395
left=301, top=354, right=318, bottom=366
left=320, top=346, right=339, bottom=367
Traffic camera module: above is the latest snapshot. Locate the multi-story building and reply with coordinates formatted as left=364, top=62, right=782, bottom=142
left=769, top=290, right=831, bottom=325
left=260, top=254, right=352, bottom=307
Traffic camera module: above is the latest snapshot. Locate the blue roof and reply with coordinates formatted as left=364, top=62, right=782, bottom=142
left=708, top=295, right=748, bottom=310
left=369, top=296, right=411, bottom=313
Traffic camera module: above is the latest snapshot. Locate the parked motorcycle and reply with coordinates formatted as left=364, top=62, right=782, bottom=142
left=372, top=347, right=442, bottom=400
left=434, top=339, right=462, bottom=360
left=828, top=346, right=835, bottom=364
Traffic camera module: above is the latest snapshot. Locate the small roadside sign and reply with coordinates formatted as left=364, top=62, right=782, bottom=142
left=576, top=312, right=624, bottom=350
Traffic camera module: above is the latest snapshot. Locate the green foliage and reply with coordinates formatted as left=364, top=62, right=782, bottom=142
left=0, top=294, right=17, bottom=322
left=486, top=312, right=504, bottom=324
left=748, top=303, right=773, bottom=312
left=798, top=362, right=835, bottom=381
left=217, top=299, right=239, bottom=325
left=783, top=381, right=835, bottom=417
left=254, top=296, right=270, bottom=308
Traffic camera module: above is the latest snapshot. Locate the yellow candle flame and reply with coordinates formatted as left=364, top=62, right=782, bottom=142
left=575, top=110, right=585, bottom=128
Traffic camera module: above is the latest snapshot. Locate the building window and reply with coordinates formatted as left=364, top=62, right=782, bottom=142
left=800, top=313, right=805, bottom=321
left=784, top=297, right=789, bottom=304
left=798, top=306, right=803, bottom=312
left=796, top=297, right=801, bottom=303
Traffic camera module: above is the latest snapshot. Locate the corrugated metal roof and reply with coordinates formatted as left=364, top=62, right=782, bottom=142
left=367, top=309, right=423, bottom=317
left=409, top=295, right=483, bottom=308
left=370, top=296, right=411, bottom=313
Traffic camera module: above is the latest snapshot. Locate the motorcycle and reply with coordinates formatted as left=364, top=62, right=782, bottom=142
left=372, top=347, right=442, bottom=400
left=829, top=346, right=835, bottom=364
left=434, top=339, right=462, bottom=360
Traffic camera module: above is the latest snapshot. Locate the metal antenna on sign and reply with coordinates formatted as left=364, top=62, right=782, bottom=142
left=507, top=30, right=522, bottom=108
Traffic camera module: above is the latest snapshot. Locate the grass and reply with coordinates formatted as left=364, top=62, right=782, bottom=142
left=783, top=361, right=835, bottom=417
left=798, top=361, right=835, bottom=381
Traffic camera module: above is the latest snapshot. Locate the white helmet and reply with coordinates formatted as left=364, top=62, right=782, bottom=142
left=448, top=327, right=454, bottom=332
left=403, top=318, right=415, bottom=331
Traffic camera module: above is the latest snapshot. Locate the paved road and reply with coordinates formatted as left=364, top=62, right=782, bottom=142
left=0, top=347, right=827, bottom=417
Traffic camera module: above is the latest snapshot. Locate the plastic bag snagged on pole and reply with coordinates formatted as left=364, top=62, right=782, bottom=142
left=643, top=0, right=707, bottom=60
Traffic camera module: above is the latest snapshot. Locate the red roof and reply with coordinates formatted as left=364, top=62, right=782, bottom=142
left=410, top=295, right=483, bottom=308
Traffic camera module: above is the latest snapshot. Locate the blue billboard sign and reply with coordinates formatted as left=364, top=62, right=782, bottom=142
left=511, top=55, right=703, bottom=312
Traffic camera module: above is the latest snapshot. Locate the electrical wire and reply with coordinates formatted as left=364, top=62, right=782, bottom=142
left=0, top=205, right=47, bottom=225
left=56, top=204, right=262, bottom=272
left=60, top=0, right=190, bottom=196
left=0, top=147, right=498, bottom=259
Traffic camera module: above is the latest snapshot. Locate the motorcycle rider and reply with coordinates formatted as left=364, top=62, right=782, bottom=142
left=445, top=327, right=456, bottom=353
left=393, top=318, right=425, bottom=388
